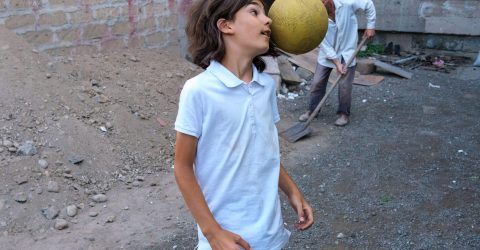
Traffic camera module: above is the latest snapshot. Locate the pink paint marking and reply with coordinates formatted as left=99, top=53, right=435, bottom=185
left=179, top=0, right=192, bottom=15
left=128, top=0, right=137, bottom=37
left=32, top=0, right=40, bottom=31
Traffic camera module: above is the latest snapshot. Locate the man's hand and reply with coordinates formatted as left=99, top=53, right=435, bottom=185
left=288, top=193, right=314, bottom=230
left=363, top=29, right=376, bottom=39
left=205, top=228, right=251, bottom=250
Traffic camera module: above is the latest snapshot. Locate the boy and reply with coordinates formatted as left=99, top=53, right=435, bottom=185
left=174, top=0, right=314, bottom=249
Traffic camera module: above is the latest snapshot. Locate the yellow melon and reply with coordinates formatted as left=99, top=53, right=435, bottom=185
left=268, top=0, right=328, bottom=54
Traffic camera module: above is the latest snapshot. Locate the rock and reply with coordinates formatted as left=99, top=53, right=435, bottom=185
left=68, top=156, right=84, bottom=165
left=91, top=194, right=107, bottom=203
left=0, top=199, right=5, bottom=210
left=88, top=211, right=98, bottom=217
left=2, top=140, right=13, bottom=147
left=36, top=187, right=43, bottom=194
left=105, top=122, right=113, bottom=129
left=105, top=215, right=115, bottom=223
left=16, top=141, right=37, bottom=156
left=14, top=192, right=27, bottom=203
left=42, top=206, right=60, bottom=220
left=337, top=233, right=346, bottom=239
left=0, top=147, right=4, bottom=153
left=15, top=176, right=28, bottom=185
left=8, top=147, right=17, bottom=153
left=47, top=181, right=60, bottom=193
left=132, top=181, right=141, bottom=187
left=66, top=205, right=78, bottom=217
left=38, top=159, right=48, bottom=169
left=54, top=219, right=68, bottom=230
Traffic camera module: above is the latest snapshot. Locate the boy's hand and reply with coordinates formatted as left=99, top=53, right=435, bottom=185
left=205, top=228, right=251, bottom=250
left=289, top=193, right=314, bottom=230
left=335, top=64, right=347, bottom=75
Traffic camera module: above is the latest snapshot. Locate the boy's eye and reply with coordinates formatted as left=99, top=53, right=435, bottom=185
left=251, top=10, right=258, bottom=15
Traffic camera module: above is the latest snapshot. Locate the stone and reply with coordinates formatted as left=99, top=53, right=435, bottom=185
left=38, top=159, right=49, bottom=169
left=105, top=215, right=115, bottom=223
left=42, top=206, right=60, bottom=220
left=15, top=176, right=28, bottom=185
left=54, top=219, right=68, bottom=230
left=356, top=59, right=376, bottom=75
left=88, top=211, right=98, bottom=217
left=2, top=140, right=13, bottom=147
left=66, top=205, right=78, bottom=217
left=47, top=181, right=60, bottom=193
left=17, top=141, right=37, bottom=156
left=14, top=192, right=27, bottom=203
left=68, top=156, right=84, bottom=164
left=91, top=194, right=107, bottom=203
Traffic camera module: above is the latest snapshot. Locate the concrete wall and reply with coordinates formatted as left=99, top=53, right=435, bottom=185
left=358, top=0, right=480, bottom=36
left=356, top=0, right=480, bottom=53
left=0, top=0, right=189, bottom=54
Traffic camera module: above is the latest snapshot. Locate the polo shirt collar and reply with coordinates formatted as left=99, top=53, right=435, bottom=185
left=333, top=0, right=342, bottom=9
left=207, top=60, right=262, bottom=88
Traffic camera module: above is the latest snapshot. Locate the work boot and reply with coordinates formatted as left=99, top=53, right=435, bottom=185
left=334, top=114, right=349, bottom=126
left=298, top=111, right=311, bottom=122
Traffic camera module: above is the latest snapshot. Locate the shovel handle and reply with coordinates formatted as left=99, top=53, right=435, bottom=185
left=304, top=36, right=369, bottom=126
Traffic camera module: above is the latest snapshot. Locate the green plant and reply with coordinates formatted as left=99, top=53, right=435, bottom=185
left=358, top=43, right=385, bottom=57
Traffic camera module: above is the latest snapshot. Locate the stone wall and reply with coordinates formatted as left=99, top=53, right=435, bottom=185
left=0, top=0, right=187, bottom=54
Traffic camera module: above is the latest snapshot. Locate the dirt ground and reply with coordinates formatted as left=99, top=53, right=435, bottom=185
left=1, top=26, right=479, bottom=249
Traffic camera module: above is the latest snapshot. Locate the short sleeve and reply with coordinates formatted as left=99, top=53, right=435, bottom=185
left=271, top=85, right=280, bottom=124
left=175, top=80, right=203, bottom=138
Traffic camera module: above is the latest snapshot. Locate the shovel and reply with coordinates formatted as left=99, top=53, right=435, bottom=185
left=280, top=37, right=368, bottom=143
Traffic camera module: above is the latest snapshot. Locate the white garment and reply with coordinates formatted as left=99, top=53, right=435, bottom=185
left=175, top=61, right=290, bottom=250
left=318, top=0, right=376, bottom=68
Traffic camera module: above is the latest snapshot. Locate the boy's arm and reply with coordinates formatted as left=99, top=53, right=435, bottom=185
left=174, top=132, right=251, bottom=250
left=278, top=163, right=314, bottom=230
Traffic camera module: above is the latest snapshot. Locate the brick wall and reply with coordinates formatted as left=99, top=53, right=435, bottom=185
left=0, top=0, right=186, bottom=54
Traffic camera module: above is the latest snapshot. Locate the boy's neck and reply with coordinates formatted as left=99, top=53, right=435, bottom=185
left=221, top=48, right=254, bottom=84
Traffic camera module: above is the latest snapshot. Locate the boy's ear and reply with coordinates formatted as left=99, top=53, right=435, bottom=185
left=217, top=18, right=234, bottom=34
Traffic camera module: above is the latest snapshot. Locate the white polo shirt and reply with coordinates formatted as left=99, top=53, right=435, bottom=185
left=175, top=60, right=290, bottom=250
left=318, top=0, right=376, bottom=68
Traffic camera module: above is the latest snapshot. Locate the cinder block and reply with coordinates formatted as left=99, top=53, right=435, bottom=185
left=23, top=30, right=54, bottom=44
left=136, top=17, right=156, bottom=32
left=57, top=28, right=81, bottom=42
left=112, top=21, right=132, bottom=35
left=49, top=0, right=77, bottom=6
left=39, top=12, right=67, bottom=26
left=83, top=24, right=108, bottom=39
left=157, top=15, right=176, bottom=28
left=355, top=58, right=376, bottom=75
left=95, top=7, right=128, bottom=20
left=9, top=0, right=33, bottom=8
left=70, top=11, right=92, bottom=24
left=5, top=14, right=35, bottom=29
left=101, top=38, right=127, bottom=51
left=145, top=32, right=167, bottom=46
left=153, top=2, right=168, bottom=14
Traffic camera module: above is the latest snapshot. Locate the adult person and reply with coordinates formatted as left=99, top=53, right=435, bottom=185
left=299, top=0, right=376, bottom=126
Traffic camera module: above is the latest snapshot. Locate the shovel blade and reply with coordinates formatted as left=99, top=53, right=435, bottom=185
left=280, top=123, right=313, bottom=143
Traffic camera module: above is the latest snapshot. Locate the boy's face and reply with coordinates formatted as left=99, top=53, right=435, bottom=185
left=228, top=0, right=272, bottom=56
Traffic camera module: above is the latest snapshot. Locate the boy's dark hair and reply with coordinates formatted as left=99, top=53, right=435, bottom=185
left=186, top=0, right=277, bottom=72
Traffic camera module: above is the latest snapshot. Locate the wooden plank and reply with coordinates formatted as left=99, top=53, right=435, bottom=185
left=261, top=56, right=280, bottom=74
left=373, top=60, right=413, bottom=79
left=285, top=48, right=319, bottom=73
left=353, top=75, right=384, bottom=86
left=328, top=71, right=383, bottom=86
left=277, top=55, right=302, bottom=84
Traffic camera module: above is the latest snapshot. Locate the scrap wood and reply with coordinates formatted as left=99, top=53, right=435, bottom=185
left=285, top=48, right=319, bottom=73
left=277, top=55, right=302, bottom=84
left=392, top=55, right=418, bottom=65
left=329, top=71, right=384, bottom=86
left=373, top=60, right=413, bottom=79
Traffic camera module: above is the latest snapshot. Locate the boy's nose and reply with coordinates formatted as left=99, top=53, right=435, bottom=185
left=265, top=15, right=272, bottom=25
